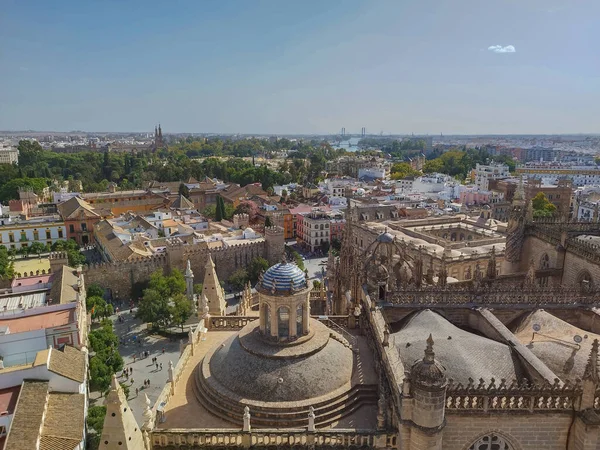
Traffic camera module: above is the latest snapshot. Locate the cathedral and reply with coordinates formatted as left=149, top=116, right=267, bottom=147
left=100, top=184, right=600, bottom=450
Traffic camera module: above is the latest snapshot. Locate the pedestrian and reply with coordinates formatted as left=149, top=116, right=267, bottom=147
left=131, top=377, right=134, bottom=384
left=133, top=354, right=136, bottom=362
left=155, top=362, right=158, bottom=370
left=162, top=347, right=165, bottom=354
left=160, top=362, right=163, bottom=370
left=130, top=367, right=133, bottom=375
left=136, top=387, right=139, bottom=396
left=147, top=379, right=150, bottom=386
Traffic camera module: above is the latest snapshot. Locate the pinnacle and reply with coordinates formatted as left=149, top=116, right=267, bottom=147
left=584, top=339, right=599, bottom=382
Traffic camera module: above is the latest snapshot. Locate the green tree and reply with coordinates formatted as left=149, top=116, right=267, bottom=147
left=531, top=192, right=557, bottom=218
left=320, top=241, right=330, bottom=254
left=0, top=247, right=14, bottom=280
left=313, top=280, right=322, bottom=289
left=215, top=196, right=226, bottom=221
left=87, top=283, right=105, bottom=299
left=87, top=406, right=106, bottom=450
left=228, top=269, right=248, bottom=291
left=390, top=162, right=420, bottom=180
left=265, top=216, right=273, bottom=227
left=193, top=283, right=204, bottom=296
left=248, top=257, right=269, bottom=284
left=26, top=241, right=47, bottom=256
left=136, top=288, right=171, bottom=329
left=291, top=250, right=305, bottom=271
left=88, top=320, right=123, bottom=394
left=170, top=293, right=193, bottom=331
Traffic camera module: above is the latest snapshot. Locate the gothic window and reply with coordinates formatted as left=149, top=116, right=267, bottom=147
left=278, top=307, right=290, bottom=339
left=539, top=254, right=550, bottom=270
left=468, top=433, right=513, bottom=450
left=459, top=233, right=465, bottom=241
left=450, top=233, right=457, bottom=242
left=296, top=304, right=304, bottom=335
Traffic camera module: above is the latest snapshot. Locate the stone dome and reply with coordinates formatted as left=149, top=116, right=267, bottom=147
left=377, top=231, right=395, bottom=243
left=411, top=334, right=447, bottom=389
left=259, top=262, right=307, bottom=293
left=206, top=320, right=353, bottom=403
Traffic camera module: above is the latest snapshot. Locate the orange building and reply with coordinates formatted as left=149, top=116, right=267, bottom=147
left=57, top=197, right=106, bottom=245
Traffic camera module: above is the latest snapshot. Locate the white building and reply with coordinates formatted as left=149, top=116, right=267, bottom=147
left=0, top=145, right=18, bottom=165
left=517, top=165, right=600, bottom=187
left=0, top=217, right=67, bottom=251
left=358, top=166, right=387, bottom=180
left=475, top=162, right=510, bottom=190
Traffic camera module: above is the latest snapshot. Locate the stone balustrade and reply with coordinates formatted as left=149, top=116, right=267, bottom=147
left=446, top=378, right=581, bottom=413
left=386, top=285, right=599, bottom=308
left=151, top=428, right=397, bottom=448
left=207, top=316, right=258, bottom=330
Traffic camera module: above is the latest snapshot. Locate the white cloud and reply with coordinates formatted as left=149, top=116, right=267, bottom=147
left=488, top=45, right=516, bottom=53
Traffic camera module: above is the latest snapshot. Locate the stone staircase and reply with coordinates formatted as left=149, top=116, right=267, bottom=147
left=193, top=361, right=378, bottom=428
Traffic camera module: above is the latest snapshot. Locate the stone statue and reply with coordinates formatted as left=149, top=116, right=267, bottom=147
left=243, top=406, right=251, bottom=432
left=168, top=360, right=174, bottom=382
left=308, top=406, right=316, bottom=432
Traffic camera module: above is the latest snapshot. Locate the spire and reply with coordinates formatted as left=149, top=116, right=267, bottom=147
left=486, top=246, right=497, bottom=279
left=185, top=259, right=193, bottom=278
left=155, top=125, right=158, bottom=138
left=99, top=375, right=145, bottom=450
left=158, top=123, right=162, bottom=138
left=424, top=334, right=435, bottom=362
left=584, top=339, right=599, bottom=383
left=513, top=174, right=525, bottom=203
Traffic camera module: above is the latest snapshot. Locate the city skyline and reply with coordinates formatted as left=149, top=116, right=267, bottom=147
left=2, top=0, right=599, bottom=135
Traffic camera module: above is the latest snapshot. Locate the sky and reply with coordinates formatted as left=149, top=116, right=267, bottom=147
left=1, top=0, right=599, bottom=135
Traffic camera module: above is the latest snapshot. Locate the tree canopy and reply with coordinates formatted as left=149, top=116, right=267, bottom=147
left=531, top=192, right=557, bottom=218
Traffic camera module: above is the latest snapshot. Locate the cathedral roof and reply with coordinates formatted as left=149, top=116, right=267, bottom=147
left=511, top=309, right=600, bottom=381
left=259, top=262, right=307, bottom=293
left=391, top=309, right=523, bottom=384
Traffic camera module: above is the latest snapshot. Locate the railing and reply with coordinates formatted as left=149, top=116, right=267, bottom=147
left=152, top=428, right=397, bottom=448
left=446, top=378, right=581, bottom=413
left=386, top=285, right=599, bottom=308
left=208, top=316, right=258, bottom=330
left=313, top=315, right=356, bottom=348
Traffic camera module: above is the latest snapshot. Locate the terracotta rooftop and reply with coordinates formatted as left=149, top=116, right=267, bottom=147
left=48, top=266, right=80, bottom=305
left=0, top=386, right=20, bottom=415
left=11, top=274, right=51, bottom=289
left=47, top=346, right=86, bottom=383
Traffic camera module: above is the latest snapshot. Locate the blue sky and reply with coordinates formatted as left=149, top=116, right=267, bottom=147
left=1, top=0, right=599, bottom=134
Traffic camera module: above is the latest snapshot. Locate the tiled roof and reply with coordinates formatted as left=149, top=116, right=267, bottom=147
left=171, top=194, right=195, bottom=210
left=57, top=196, right=98, bottom=220
left=48, top=266, right=80, bottom=305
left=4, top=381, right=49, bottom=450
left=40, top=393, right=85, bottom=450
left=47, top=346, right=86, bottom=383
left=259, top=262, right=307, bottom=292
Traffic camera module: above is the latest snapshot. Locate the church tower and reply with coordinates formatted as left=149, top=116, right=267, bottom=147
left=202, top=254, right=226, bottom=316
left=99, top=375, right=145, bottom=450
left=504, top=176, right=527, bottom=273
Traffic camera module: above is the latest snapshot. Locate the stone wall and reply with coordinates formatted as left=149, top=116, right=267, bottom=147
left=83, top=236, right=274, bottom=299
left=443, top=413, right=571, bottom=450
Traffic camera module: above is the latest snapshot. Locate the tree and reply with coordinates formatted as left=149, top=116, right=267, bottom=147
left=234, top=200, right=259, bottom=221
left=0, top=247, right=14, bottom=280
left=215, top=196, right=226, bottom=221
left=51, top=239, right=86, bottom=267
left=264, top=216, right=274, bottom=227
left=87, top=406, right=106, bottom=450
left=313, top=280, right=322, bottom=289
left=88, top=320, right=123, bottom=394
left=248, top=257, right=269, bottom=284
left=136, top=288, right=171, bottom=329
left=193, top=283, right=204, bottom=296
left=330, top=238, right=342, bottom=251
left=291, top=250, right=305, bottom=271
left=170, top=293, right=193, bottom=331
left=178, top=182, right=190, bottom=198
left=320, top=241, right=330, bottom=254
left=390, top=162, right=420, bottom=180
left=26, top=241, right=47, bottom=256
left=87, top=283, right=104, bottom=299
left=228, top=269, right=248, bottom=291
left=281, top=189, right=288, bottom=199
left=531, top=192, right=557, bottom=218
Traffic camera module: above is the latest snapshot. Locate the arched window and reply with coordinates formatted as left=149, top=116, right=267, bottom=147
left=468, top=433, right=513, bottom=450
left=296, top=304, right=304, bottom=336
left=264, top=304, right=271, bottom=336
left=459, top=233, right=465, bottom=241
left=278, top=307, right=290, bottom=339
left=539, top=253, right=550, bottom=270
left=578, top=270, right=594, bottom=293
left=451, top=233, right=457, bottom=242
